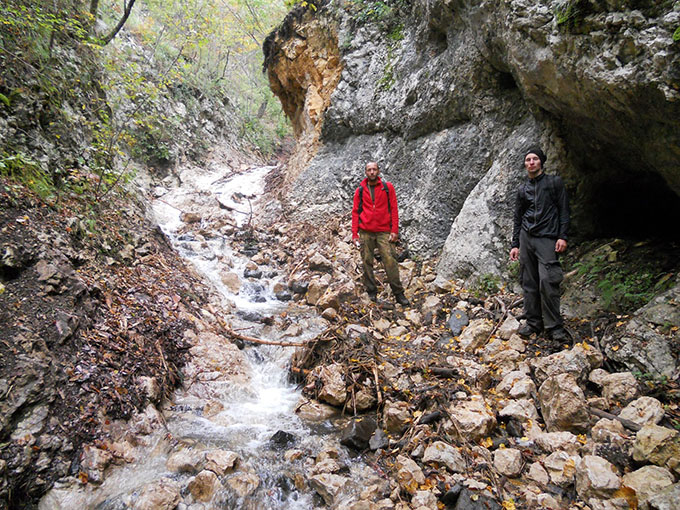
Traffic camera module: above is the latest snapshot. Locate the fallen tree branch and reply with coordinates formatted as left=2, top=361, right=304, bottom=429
left=225, top=327, right=312, bottom=347
left=588, top=407, right=642, bottom=432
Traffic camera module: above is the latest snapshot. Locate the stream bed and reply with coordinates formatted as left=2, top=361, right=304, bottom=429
left=39, top=162, right=377, bottom=510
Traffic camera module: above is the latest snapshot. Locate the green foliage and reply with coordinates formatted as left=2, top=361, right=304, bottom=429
left=673, top=26, right=680, bottom=42
left=347, top=0, right=409, bottom=34
left=377, top=52, right=396, bottom=91
left=507, top=260, right=520, bottom=281
left=472, top=273, right=501, bottom=298
left=0, top=94, right=10, bottom=108
left=0, top=152, right=57, bottom=202
left=555, top=0, right=584, bottom=28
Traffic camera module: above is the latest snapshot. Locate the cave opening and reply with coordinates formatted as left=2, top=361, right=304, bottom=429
left=585, top=170, right=680, bottom=241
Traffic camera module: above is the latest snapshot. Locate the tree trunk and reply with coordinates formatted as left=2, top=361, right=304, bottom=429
left=100, top=0, right=136, bottom=46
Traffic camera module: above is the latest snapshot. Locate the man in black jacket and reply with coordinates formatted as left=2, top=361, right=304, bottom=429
left=509, top=147, right=570, bottom=341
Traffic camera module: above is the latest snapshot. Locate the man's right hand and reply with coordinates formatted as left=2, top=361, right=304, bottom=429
left=354, top=239, right=361, bottom=249
left=509, top=247, right=519, bottom=261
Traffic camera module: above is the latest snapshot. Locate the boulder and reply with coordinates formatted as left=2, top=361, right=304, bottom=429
left=533, top=431, right=581, bottom=455
left=622, top=465, right=674, bottom=510
left=601, top=372, right=639, bottom=405
left=412, top=490, right=438, bottom=510
left=458, top=319, right=494, bottom=352
left=225, top=472, right=260, bottom=498
left=633, top=424, right=680, bottom=474
left=496, top=371, right=536, bottom=398
left=308, top=253, right=333, bottom=272
left=132, top=478, right=181, bottom=510
left=369, top=428, right=389, bottom=451
left=538, top=373, right=590, bottom=432
left=591, top=419, right=627, bottom=446
left=166, top=450, right=203, bottom=473
left=422, top=441, right=466, bottom=473
left=204, top=450, right=238, bottom=476
left=353, top=386, right=377, bottom=411
left=306, top=275, right=331, bottom=305
left=395, top=455, right=425, bottom=494
left=575, top=455, right=621, bottom=500
left=316, top=364, right=347, bottom=406
left=309, top=473, right=348, bottom=506
left=446, top=396, right=496, bottom=441
left=531, top=343, right=603, bottom=385
left=498, top=399, right=539, bottom=424
left=340, top=417, right=377, bottom=450
left=527, top=462, right=550, bottom=486
left=188, top=470, right=221, bottom=502
left=648, top=483, right=680, bottom=510
left=383, top=400, right=411, bottom=433
left=493, top=448, right=523, bottom=477
left=619, top=396, right=665, bottom=427
left=544, top=451, right=580, bottom=487
left=295, top=398, right=338, bottom=421
left=497, top=316, right=520, bottom=340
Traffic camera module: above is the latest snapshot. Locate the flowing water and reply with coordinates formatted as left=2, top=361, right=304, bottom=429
left=39, top=163, right=374, bottom=510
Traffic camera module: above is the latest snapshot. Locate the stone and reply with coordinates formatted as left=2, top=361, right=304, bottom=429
left=353, top=386, right=377, bottom=411
left=308, top=253, right=333, bottom=272
left=132, top=478, right=181, bottom=510
left=498, top=399, right=539, bottom=424
left=321, top=307, right=337, bottom=320
left=534, top=431, right=581, bottom=455
left=575, top=455, right=621, bottom=500
left=446, top=396, right=496, bottom=441
left=225, top=472, right=260, bottom=498
left=188, top=470, right=220, bottom=502
left=315, top=363, right=347, bottom=406
left=458, top=319, right=494, bottom=352
left=619, top=396, right=665, bottom=426
left=243, top=268, right=262, bottom=279
left=544, top=451, right=580, bottom=487
left=270, top=430, right=297, bottom=448
left=589, top=368, right=610, bottom=386
left=601, top=372, right=639, bottom=405
left=497, top=316, right=520, bottom=340
left=648, top=483, right=680, bottom=510
left=383, top=400, right=411, bottom=433
left=633, top=424, right=680, bottom=474
left=591, top=419, right=627, bottom=445
left=422, top=441, right=466, bottom=473
left=538, top=373, right=590, bottom=432
left=445, top=356, right=491, bottom=389
left=204, top=450, right=238, bottom=476
left=166, top=450, right=203, bottom=473
left=493, top=448, right=523, bottom=477
left=79, top=445, right=113, bottom=484
left=447, top=309, right=469, bottom=336
left=622, top=465, right=674, bottom=510
left=340, top=417, right=377, bottom=450
left=411, top=490, right=438, bottom=509
left=531, top=343, right=603, bottom=385
left=289, top=279, right=309, bottom=294
left=309, top=473, right=348, bottom=506
left=137, top=376, right=161, bottom=402
left=395, top=455, right=425, bottom=493
left=496, top=371, right=536, bottom=398
left=306, top=276, right=330, bottom=305
left=527, top=462, right=550, bottom=485
left=295, top=398, right=337, bottom=421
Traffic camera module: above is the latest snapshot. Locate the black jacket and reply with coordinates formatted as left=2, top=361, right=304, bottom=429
left=511, top=172, right=570, bottom=248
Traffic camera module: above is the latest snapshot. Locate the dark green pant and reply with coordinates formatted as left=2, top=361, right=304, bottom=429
left=360, top=231, right=404, bottom=296
left=519, top=230, right=564, bottom=330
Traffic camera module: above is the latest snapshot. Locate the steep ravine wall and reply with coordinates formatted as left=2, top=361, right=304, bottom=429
left=264, top=0, right=680, bottom=280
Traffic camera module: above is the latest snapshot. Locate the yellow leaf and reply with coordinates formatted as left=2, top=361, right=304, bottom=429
left=612, top=345, right=620, bottom=351
left=502, top=499, right=516, bottom=510
left=481, top=437, right=493, bottom=448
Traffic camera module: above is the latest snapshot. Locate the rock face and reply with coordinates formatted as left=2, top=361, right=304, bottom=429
left=264, top=0, right=680, bottom=277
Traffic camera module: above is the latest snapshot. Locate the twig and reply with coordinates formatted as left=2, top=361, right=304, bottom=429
left=588, top=407, right=642, bottom=432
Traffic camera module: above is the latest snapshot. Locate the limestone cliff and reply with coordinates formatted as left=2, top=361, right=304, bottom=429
left=263, top=0, right=680, bottom=280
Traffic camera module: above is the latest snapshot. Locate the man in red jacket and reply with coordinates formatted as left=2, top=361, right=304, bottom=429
left=352, top=161, right=410, bottom=306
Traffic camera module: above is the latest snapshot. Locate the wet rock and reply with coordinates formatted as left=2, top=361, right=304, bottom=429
left=80, top=444, right=113, bottom=484
left=289, top=280, right=309, bottom=294
left=531, top=343, right=603, bottom=385
left=446, top=396, right=496, bottom=441
left=188, top=470, right=220, bottom=502
left=167, top=450, right=203, bottom=473
left=295, top=398, right=337, bottom=421
left=309, top=473, right=348, bottom=506
left=132, top=478, right=181, bottom=510
left=383, top=400, right=411, bottom=433
left=619, top=396, right=665, bottom=426
left=315, top=363, right=347, bottom=406
left=493, top=448, right=523, bottom=478
left=496, top=371, right=536, bottom=398
left=369, top=428, right=389, bottom=450
left=622, top=465, right=674, bottom=510
left=447, top=309, right=469, bottom=336
left=575, top=455, right=621, bottom=500
left=544, top=451, right=580, bottom=487
left=181, top=212, right=202, bottom=224
left=220, top=272, right=241, bottom=293
left=340, top=417, right=377, bottom=450
left=648, top=483, right=680, bottom=510
left=225, top=472, right=260, bottom=498
left=235, top=310, right=263, bottom=322
left=632, top=424, right=680, bottom=474
left=270, top=430, right=297, bottom=448
left=458, top=319, right=493, bottom=352
left=601, top=372, right=639, bottom=405
left=497, top=316, right=520, bottom=340
left=275, top=290, right=292, bottom=301
left=243, top=268, right=262, bottom=279
left=308, top=253, right=333, bottom=272
left=422, top=441, right=466, bottom=473
left=396, top=454, right=425, bottom=494
left=538, top=373, right=590, bottom=433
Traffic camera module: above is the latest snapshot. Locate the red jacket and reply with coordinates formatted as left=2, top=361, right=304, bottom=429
left=352, top=178, right=399, bottom=239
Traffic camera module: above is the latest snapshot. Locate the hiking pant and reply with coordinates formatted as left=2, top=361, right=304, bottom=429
left=359, top=230, right=404, bottom=296
left=519, top=230, right=564, bottom=331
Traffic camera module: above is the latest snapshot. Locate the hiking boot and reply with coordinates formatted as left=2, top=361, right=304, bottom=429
left=547, top=327, right=569, bottom=342
left=517, top=324, right=542, bottom=337
left=395, top=293, right=410, bottom=306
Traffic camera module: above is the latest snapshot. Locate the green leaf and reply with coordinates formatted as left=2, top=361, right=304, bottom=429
left=673, top=26, right=680, bottom=42
left=0, top=93, right=9, bottom=108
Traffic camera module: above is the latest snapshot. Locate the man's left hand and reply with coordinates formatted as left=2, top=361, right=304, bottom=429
left=555, top=239, right=567, bottom=253
left=389, top=232, right=398, bottom=243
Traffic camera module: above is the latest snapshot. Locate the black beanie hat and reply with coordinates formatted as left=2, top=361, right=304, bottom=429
left=524, top=147, right=547, bottom=166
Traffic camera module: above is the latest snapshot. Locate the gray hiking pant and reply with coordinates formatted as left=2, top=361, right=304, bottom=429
left=359, top=230, right=404, bottom=296
left=519, top=230, right=564, bottom=331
